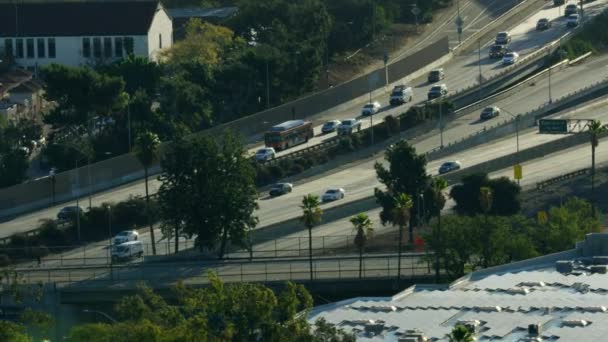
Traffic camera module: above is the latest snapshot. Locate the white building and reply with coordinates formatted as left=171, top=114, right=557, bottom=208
left=0, top=1, right=173, bottom=70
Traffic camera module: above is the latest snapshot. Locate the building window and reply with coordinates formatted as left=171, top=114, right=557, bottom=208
left=26, top=38, right=34, bottom=58
left=114, top=37, right=123, bottom=57
left=3, top=39, right=13, bottom=57
left=82, top=38, right=91, bottom=57
left=124, top=37, right=134, bottom=55
left=37, top=38, right=45, bottom=58
left=16, top=39, right=23, bottom=58
left=103, top=37, right=112, bottom=58
left=93, top=37, right=101, bottom=58
left=159, top=34, right=162, bottom=49
left=48, top=38, right=56, bottom=58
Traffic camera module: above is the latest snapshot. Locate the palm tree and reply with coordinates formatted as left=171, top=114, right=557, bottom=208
left=447, top=325, right=475, bottom=342
left=479, top=186, right=493, bottom=268
left=300, top=194, right=323, bottom=281
left=588, top=120, right=606, bottom=218
left=350, top=213, right=374, bottom=279
left=430, top=177, right=448, bottom=283
left=134, top=131, right=161, bottom=255
left=392, top=192, right=413, bottom=282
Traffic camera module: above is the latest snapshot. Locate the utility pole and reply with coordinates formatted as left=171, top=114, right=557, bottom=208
left=75, top=159, right=81, bottom=244
left=548, top=49, right=553, bottom=104
left=439, top=101, right=444, bottom=148
left=265, top=60, right=270, bottom=109
left=477, top=39, right=483, bottom=101
left=369, top=83, right=374, bottom=145
left=456, top=0, right=463, bottom=44
left=127, top=99, right=132, bottom=152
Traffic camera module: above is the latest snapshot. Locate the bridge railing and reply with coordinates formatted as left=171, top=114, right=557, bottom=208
left=16, top=253, right=434, bottom=288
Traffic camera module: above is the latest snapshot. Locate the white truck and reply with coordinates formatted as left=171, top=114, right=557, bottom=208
left=111, top=240, right=144, bottom=262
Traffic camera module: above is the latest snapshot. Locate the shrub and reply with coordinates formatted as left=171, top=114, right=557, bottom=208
left=113, top=196, right=150, bottom=228
left=268, top=164, right=285, bottom=181
left=82, top=206, right=113, bottom=241
left=288, top=163, right=306, bottom=176
left=385, top=115, right=400, bottom=135
left=338, top=136, right=354, bottom=152
left=0, top=254, right=10, bottom=267
left=37, top=219, right=71, bottom=247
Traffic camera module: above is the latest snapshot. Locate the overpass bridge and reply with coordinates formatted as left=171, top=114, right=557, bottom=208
left=13, top=253, right=440, bottom=303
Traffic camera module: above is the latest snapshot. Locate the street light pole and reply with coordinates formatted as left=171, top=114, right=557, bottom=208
left=127, top=99, right=132, bottom=152
left=369, top=84, right=374, bottom=145
left=548, top=49, right=553, bottom=104
left=75, top=159, right=81, bottom=243
left=502, top=108, right=522, bottom=185
left=439, top=101, right=444, bottom=148
left=265, top=59, right=270, bottom=109
left=477, top=39, right=483, bottom=101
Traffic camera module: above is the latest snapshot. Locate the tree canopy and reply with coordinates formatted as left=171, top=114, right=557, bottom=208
left=450, top=173, right=521, bottom=216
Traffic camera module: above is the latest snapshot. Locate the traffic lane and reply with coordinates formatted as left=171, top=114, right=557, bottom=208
left=257, top=102, right=608, bottom=228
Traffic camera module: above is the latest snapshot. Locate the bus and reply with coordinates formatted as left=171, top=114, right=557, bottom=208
left=264, top=120, right=314, bottom=151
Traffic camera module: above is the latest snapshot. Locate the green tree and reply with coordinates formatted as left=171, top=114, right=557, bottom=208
left=428, top=177, right=448, bottom=282
left=392, top=193, right=413, bottom=282
left=0, top=321, right=31, bottom=342
left=102, top=54, right=161, bottom=96
left=447, top=325, right=475, bottom=342
left=374, top=140, right=429, bottom=243
left=588, top=120, right=606, bottom=217
left=301, top=194, right=323, bottom=281
left=349, top=213, right=373, bottom=279
left=479, top=186, right=493, bottom=268
left=157, top=131, right=258, bottom=258
left=134, top=131, right=161, bottom=255
left=450, top=173, right=520, bottom=216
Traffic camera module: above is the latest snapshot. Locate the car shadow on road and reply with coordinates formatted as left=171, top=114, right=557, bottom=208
left=463, top=57, right=497, bottom=68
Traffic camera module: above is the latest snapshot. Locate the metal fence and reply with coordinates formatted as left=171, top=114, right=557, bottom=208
left=16, top=253, right=434, bottom=288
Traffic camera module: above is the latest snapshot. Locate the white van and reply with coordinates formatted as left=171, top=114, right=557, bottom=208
left=389, top=85, right=413, bottom=106
left=111, top=240, right=144, bottom=262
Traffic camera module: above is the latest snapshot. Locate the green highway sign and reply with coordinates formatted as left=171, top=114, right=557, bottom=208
left=539, top=119, right=568, bottom=134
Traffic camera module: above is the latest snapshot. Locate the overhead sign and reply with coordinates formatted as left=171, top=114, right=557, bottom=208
left=514, top=164, right=523, bottom=180
left=539, top=119, right=568, bottom=134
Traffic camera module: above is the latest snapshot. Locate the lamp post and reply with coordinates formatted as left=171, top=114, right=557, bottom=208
left=83, top=309, right=117, bottom=324
left=49, top=168, right=56, bottom=205
left=547, top=49, right=553, bottom=104
left=501, top=107, right=522, bottom=184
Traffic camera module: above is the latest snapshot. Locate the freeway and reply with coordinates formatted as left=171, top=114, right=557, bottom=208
left=1, top=0, right=597, bottom=240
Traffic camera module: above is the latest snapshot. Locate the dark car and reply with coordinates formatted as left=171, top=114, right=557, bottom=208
left=536, top=18, right=551, bottom=30
left=480, top=106, right=500, bottom=120
left=565, top=4, right=578, bottom=16
left=427, top=84, right=448, bottom=100
left=427, top=68, right=445, bottom=83
left=438, top=161, right=462, bottom=175
left=495, top=31, right=511, bottom=45
left=321, top=120, right=341, bottom=134
left=57, top=206, right=83, bottom=221
left=489, top=44, right=508, bottom=58
left=269, top=183, right=293, bottom=197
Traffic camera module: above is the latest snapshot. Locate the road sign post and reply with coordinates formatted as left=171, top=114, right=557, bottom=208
left=455, top=16, right=464, bottom=44
left=539, top=119, right=568, bottom=134
left=411, top=6, right=421, bottom=31
left=514, top=164, right=523, bottom=181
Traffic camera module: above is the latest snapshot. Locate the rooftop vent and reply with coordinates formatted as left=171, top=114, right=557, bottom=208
left=398, top=330, right=428, bottom=342
left=520, top=338, right=543, bottom=342
left=367, top=305, right=397, bottom=312
left=474, top=306, right=502, bottom=312
left=583, top=306, right=607, bottom=312
left=364, top=322, right=385, bottom=336
left=562, top=320, right=591, bottom=327
left=507, top=288, right=530, bottom=295
left=520, top=281, right=546, bottom=287
left=556, top=260, right=573, bottom=273
left=593, top=256, right=608, bottom=265
left=590, top=265, right=608, bottom=274
left=528, top=323, right=542, bottom=337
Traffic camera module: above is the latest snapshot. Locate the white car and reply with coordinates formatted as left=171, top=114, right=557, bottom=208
left=255, top=147, right=276, bottom=162
left=337, top=119, right=362, bottom=135
left=322, top=188, right=345, bottom=202
left=112, top=240, right=144, bottom=262
left=502, top=52, right=519, bottom=65
left=566, top=14, right=580, bottom=27
left=361, top=101, right=381, bottom=116
left=113, top=230, right=139, bottom=245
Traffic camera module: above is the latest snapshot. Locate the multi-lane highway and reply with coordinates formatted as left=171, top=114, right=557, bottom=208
left=0, top=1, right=608, bottom=248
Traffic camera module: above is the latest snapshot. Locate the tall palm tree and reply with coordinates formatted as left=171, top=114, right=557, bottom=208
left=350, top=213, right=374, bottom=279
left=588, top=120, right=606, bottom=218
left=300, top=194, right=323, bottom=281
left=447, top=325, right=475, bottom=342
left=134, top=131, right=161, bottom=255
left=430, top=177, right=448, bottom=283
left=392, top=192, right=413, bottom=282
left=479, top=186, right=493, bottom=268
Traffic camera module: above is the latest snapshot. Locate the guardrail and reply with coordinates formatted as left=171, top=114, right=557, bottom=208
left=569, top=51, right=593, bottom=66
left=535, top=168, right=589, bottom=190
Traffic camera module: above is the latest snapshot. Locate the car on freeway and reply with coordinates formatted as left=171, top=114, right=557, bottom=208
left=502, top=52, right=519, bottom=65
left=112, top=240, right=144, bottom=262
left=321, top=120, right=342, bottom=134
left=489, top=44, right=508, bottom=58
left=567, top=14, right=580, bottom=27
left=480, top=106, right=501, bottom=120
left=495, top=31, right=511, bottom=45
left=269, top=183, right=293, bottom=197
left=337, top=119, right=362, bottom=135
left=322, top=188, right=345, bottom=202
left=427, top=84, right=448, bottom=100
left=565, top=4, right=578, bottom=16
left=389, top=85, right=413, bottom=105
left=114, top=230, right=139, bottom=245
left=427, top=68, right=445, bottom=83
left=362, top=101, right=381, bottom=116
left=255, top=147, right=276, bottom=162
left=536, top=18, right=551, bottom=30
left=57, top=206, right=83, bottom=221
left=438, top=161, right=462, bottom=175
